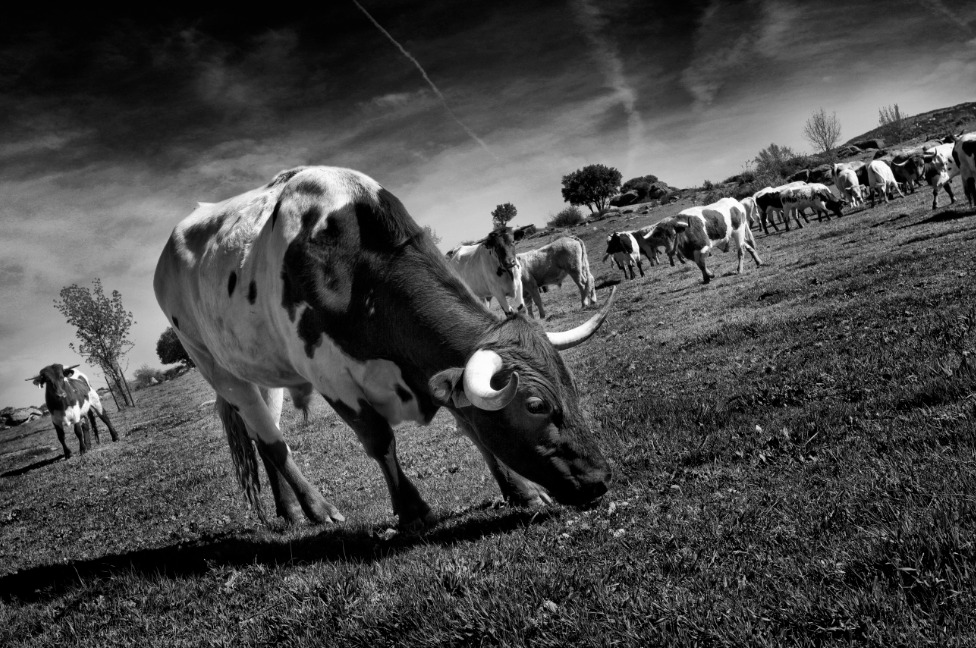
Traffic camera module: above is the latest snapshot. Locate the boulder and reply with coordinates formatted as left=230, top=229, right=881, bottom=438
left=610, top=191, right=640, bottom=207
left=809, top=164, right=833, bottom=184
left=646, top=181, right=671, bottom=200
left=788, top=169, right=811, bottom=183
left=852, top=138, right=884, bottom=150
left=2, top=407, right=43, bottom=426
left=835, top=145, right=862, bottom=159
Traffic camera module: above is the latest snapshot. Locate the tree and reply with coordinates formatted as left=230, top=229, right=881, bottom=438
left=561, top=164, right=622, bottom=213
left=878, top=103, right=911, bottom=144
left=422, top=224, right=442, bottom=246
left=53, top=278, right=136, bottom=408
left=802, top=108, right=842, bottom=155
left=156, top=326, right=195, bottom=369
left=490, top=203, right=518, bottom=229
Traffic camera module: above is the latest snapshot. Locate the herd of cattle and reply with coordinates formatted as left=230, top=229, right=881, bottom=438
left=19, top=132, right=976, bottom=532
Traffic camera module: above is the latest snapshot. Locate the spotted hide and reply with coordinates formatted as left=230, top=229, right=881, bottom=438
left=779, top=183, right=846, bottom=228
left=652, top=197, right=762, bottom=284
left=28, top=364, right=119, bottom=458
left=952, top=134, right=976, bottom=208
left=517, top=236, right=597, bottom=319
left=922, top=143, right=961, bottom=210
left=753, top=181, right=807, bottom=233
left=602, top=232, right=645, bottom=280
left=154, top=167, right=614, bottom=532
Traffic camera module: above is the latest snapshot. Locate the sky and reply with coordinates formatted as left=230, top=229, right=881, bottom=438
left=1, top=0, right=975, bottom=407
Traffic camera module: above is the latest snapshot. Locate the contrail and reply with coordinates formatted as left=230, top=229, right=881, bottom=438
left=351, top=0, right=497, bottom=160
left=918, top=0, right=972, bottom=34
left=572, top=0, right=644, bottom=171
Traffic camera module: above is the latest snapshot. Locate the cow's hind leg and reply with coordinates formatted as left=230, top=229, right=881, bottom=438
left=743, top=228, right=763, bottom=267
left=86, top=411, right=100, bottom=444
left=54, top=424, right=72, bottom=459
left=73, top=422, right=89, bottom=455
left=636, top=260, right=645, bottom=277
left=325, top=396, right=435, bottom=533
left=694, top=250, right=713, bottom=284
left=90, top=402, right=119, bottom=442
left=525, top=282, right=545, bottom=319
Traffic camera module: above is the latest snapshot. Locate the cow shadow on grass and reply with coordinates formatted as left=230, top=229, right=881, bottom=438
left=901, top=207, right=976, bottom=228
left=0, top=454, right=64, bottom=478
left=0, top=505, right=559, bottom=604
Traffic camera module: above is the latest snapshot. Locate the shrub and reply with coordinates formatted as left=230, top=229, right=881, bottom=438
left=547, top=206, right=586, bottom=228
left=702, top=179, right=714, bottom=191
left=134, top=364, right=164, bottom=389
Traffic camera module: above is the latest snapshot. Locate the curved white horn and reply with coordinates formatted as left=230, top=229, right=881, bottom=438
left=463, top=350, right=519, bottom=411
left=547, top=286, right=617, bottom=351
left=65, top=364, right=80, bottom=371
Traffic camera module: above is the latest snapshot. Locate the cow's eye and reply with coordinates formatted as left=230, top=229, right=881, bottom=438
left=526, top=397, right=549, bottom=414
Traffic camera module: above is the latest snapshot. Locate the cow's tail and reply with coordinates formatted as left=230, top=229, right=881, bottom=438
left=215, top=395, right=267, bottom=524
left=573, top=236, right=598, bottom=305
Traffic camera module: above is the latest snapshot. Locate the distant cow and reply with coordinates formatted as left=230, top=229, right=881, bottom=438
left=779, top=183, right=846, bottom=228
left=889, top=154, right=924, bottom=194
left=953, top=134, right=976, bottom=208
left=922, top=143, right=961, bottom=209
left=448, top=228, right=525, bottom=313
left=27, top=364, right=119, bottom=458
left=648, top=197, right=762, bottom=284
left=636, top=220, right=686, bottom=266
left=738, top=196, right=761, bottom=230
left=866, top=159, right=905, bottom=207
left=603, top=232, right=644, bottom=279
left=753, top=181, right=807, bottom=233
left=518, top=236, right=598, bottom=319
left=833, top=168, right=864, bottom=208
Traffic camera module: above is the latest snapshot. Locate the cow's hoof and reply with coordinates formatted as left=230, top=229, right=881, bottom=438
left=308, top=501, right=345, bottom=524
left=398, top=509, right=437, bottom=535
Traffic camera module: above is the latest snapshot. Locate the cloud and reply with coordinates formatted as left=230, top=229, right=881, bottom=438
left=918, top=0, right=973, bottom=35
left=679, top=1, right=759, bottom=109
left=360, top=89, right=430, bottom=112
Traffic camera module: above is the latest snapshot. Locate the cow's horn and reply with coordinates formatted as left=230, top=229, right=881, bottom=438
left=463, top=350, right=519, bottom=411
left=65, top=364, right=80, bottom=371
left=547, top=286, right=617, bottom=351
left=25, top=374, right=40, bottom=382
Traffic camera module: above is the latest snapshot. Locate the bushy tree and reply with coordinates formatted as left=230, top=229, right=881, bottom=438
left=547, top=206, right=586, bottom=228
left=54, top=279, right=135, bottom=407
left=490, top=203, right=518, bottom=229
left=802, top=108, right=842, bottom=155
left=156, top=326, right=195, bottom=369
left=561, top=164, right=622, bottom=213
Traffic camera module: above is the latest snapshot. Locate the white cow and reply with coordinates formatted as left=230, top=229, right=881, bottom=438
left=866, top=159, right=905, bottom=207
left=739, top=196, right=761, bottom=230
left=922, top=143, right=961, bottom=209
left=448, top=228, right=525, bottom=314
left=833, top=168, right=863, bottom=207
left=779, top=183, right=847, bottom=227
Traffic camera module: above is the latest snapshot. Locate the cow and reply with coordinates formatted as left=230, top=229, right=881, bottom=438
left=866, top=159, right=905, bottom=207
left=922, top=143, right=961, bottom=209
left=153, top=166, right=613, bottom=532
left=779, top=183, right=846, bottom=228
left=753, top=181, right=807, bottom=233
left=518, top=236, right=598, bottom=319
left=954, top=134, right=976, bottom=208
left=833, top=168, right=864, bottom=208
left=889, top=154, right=924, bottom=194
left=448, top=228, right=525, bottom=314
left=647, top=197, right=762, bottom=284
left=635, top=220, right=686, bottom=267
left=602, top=232, right=645, bottom=279
left=26, top=364, right=119, bottom=458
left=738, top=196, right=761, bottom=231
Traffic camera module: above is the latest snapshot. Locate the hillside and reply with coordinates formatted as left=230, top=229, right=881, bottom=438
left=843, top=101, right=976, bottom=146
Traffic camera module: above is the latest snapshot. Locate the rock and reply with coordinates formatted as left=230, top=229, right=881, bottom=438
left=2, top=407, right=43, bottom=426
left=852, top=138, right=884, bottom=150
left=835, top=145, right=862, bottom=159
left=809, top=164, right=833, bottom=184
left=646, top=181, right=671, bottom=200
left=610, top=191, right=640, bottom=207
left=788, top=169, right=810, bottom=183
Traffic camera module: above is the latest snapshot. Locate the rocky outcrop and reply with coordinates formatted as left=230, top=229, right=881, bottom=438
left=1, top=406, right=43, bottom=426
left=852, top=138, right=884, bottom=150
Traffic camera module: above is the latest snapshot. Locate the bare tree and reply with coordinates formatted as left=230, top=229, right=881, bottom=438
left=878, top=104, right=911, bottom=144
left=802, top=108, right=842, bottom=155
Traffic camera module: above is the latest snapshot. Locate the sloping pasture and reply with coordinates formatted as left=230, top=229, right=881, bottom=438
left=2, top=185, right=975, bottom=646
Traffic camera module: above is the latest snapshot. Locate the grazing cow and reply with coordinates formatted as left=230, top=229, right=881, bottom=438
left=779, top=183, right=846, bottom=228
left=953, top=134, right=976, bottom=208
left=154, top=166, right=613, bottom=531
left=754, top=181, right=807, bottom=233
left=834, top=168, right=864, bottom=208
left=448, top=228, right=525, bottom=314
left=26, top=364, right=119, bottom=458
left=602, top=232, right=645, bottom=279
left=648, top=197, right=762, bottom=284
left=922, top=143, right=961, bottom=209
left=866, top=159, right=905, bottom=207
left=518, top=236, right=598, bottom=319
left=889, top=154, right=924, bottom=194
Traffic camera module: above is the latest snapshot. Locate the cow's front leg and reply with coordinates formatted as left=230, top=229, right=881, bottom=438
left=455, top=417, right=551, bottom=507
left=90, top=405, right=119, bottom=442
left=694, top=250, right=713, bottom=284
left=54, top=424, right=72, bottom=459
left=636, top=260, right=645, bottom=277
left=327, top=397, right=435, bottom=533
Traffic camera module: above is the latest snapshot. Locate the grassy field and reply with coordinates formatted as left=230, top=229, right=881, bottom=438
left=2, top=181, right=975, bottom=646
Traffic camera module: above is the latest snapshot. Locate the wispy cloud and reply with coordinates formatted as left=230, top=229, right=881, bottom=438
left=351, top=0, right=497, bottom=160
left=571, top=0, right=644, bottom=170
left=918, top=0, right=973, bottom=35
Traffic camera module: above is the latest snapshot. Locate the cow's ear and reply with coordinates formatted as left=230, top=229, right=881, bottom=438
left=64, top=368, right=75, bottom=377
left=33, top=377, right=45, bottom=388
left=674, top=221, right=689, bottom=233
left=429, top=368, right=471, bottom=408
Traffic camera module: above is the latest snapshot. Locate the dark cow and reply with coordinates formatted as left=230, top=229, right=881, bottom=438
left=518, top=236, right=598, bottom=319
left=154, top=166, right=614, bottom=532
left=602, top=232, right=645, bottom=279
left=954, top=134, right=976, bottom=208
left=27, top=364, right=119, bottom=458
left=635, top=221, right=686, bottom=266
left=648, top=197, right=762, bottom=284
left=753, top=181, right=806, bottom=233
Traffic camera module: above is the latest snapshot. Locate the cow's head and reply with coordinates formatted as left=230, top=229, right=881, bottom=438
left=819, top=190, right=846, bottom=217
left=430, top=289, right=617, bottom=506
left=484, top=228, right=518, bottom=278
left=26, top=364, right=79, bottom=397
